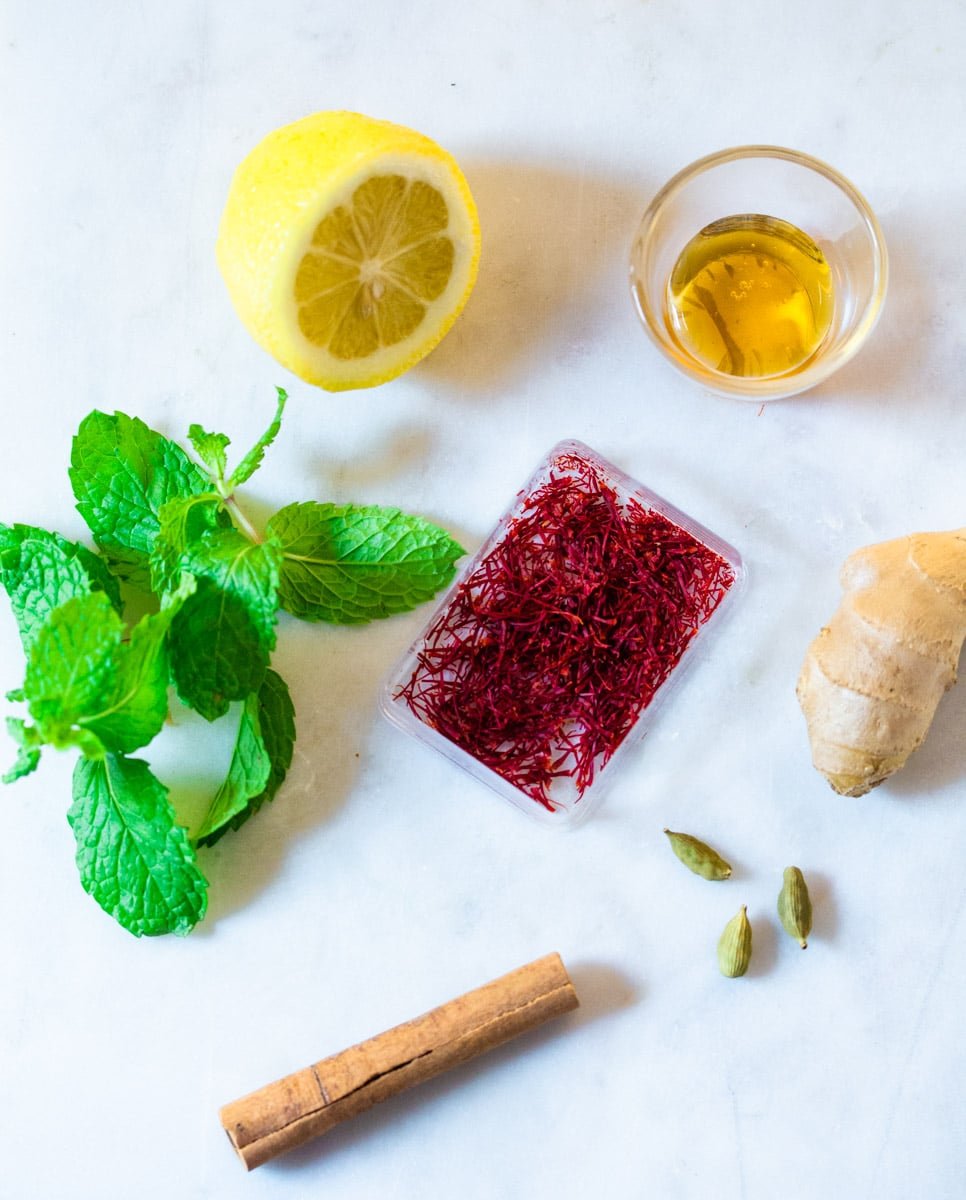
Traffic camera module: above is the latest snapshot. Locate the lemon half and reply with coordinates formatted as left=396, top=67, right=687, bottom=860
left=217, top=111, right=480, bottom=391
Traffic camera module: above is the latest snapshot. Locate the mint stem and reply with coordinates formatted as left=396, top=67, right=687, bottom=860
left=225, top=496, right=261, bottom=544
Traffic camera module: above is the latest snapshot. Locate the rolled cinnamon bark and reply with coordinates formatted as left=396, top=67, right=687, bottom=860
left=220, top=952, right=578, bottom=1170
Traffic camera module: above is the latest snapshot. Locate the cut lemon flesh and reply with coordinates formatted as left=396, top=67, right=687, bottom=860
left=216, top=112, right=480, bottom=391
left=296, top=174, right=456, bottom=360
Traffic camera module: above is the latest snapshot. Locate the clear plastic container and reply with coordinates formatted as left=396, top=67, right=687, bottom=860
left=380, top=441, right=745, bottom=826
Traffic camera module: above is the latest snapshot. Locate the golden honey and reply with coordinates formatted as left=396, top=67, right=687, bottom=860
left=665, top=213, right=833, bottom=378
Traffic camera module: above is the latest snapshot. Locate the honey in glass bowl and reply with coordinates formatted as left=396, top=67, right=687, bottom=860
left=665, top=213, right=833, bottom=379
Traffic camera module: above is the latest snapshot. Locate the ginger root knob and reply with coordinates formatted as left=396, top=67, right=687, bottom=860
left=797, top=528, right=966, bottom=796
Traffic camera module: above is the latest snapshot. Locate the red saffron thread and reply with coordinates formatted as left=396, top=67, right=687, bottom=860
left=397, top=452, right=735, bottom=810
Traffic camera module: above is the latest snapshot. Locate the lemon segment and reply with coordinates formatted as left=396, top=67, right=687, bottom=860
left=216, top=112, right=481, bottom=391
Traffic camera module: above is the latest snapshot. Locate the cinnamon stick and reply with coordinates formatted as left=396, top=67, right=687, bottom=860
left=220, top=952, right=578, bottom=1170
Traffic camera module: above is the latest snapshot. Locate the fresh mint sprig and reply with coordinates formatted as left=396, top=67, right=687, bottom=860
left=0, top=391, right=464, bottom=937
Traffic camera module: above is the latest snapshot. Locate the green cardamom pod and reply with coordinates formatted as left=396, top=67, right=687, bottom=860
left=717, top=905, right=752, bottom=977
left=664, top=828, right=732, bottom=880
left=777, top=866, right=812, bottom=948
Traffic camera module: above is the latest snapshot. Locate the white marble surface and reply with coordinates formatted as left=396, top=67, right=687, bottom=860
left=2, top=2, right=965, bottom=1197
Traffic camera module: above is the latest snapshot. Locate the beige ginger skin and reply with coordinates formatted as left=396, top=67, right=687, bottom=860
left=797, top=528, right=966, bottom=796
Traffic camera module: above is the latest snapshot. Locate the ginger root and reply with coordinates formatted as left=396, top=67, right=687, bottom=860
left=797, top=528, right=966, bottom=796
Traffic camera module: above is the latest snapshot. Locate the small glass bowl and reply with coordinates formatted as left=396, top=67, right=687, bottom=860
left=629, top=146, right=888, bottom=401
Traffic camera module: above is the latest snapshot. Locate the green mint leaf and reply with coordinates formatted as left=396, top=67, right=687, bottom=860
left=3, top=718, right=41, bottom=783
left=195, top=669, right=295, bottom=847
left=0, top=522, right=121, bottom=654
left=149, top=493, right=229, bottom=596
left=169, top=580, right=266, bottom=721
left=226, top=387, right=287, bottom=490
left=4, top=746, right=40, bottom=783
left=81, top=578, right=194, bottom=753
left=188, top=425, right=230, bottom=484
left=69, top=410, right=210, bottom=589
left=266, top=502, right=464, bottom=624
left=69, top=754, right=208, bottom=936
left=24, top=592, right=122, bottom=749
left=196, top=697, right=271, bottom=844
left=21, top=584, right=192, bottom=756
left=169, top=529, right=281, bottom=721
left=6, top=688, right=24, bottom=703
left=181, top=530, right=281, bottom=652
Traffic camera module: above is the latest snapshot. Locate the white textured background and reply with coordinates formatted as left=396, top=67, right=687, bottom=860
left=1, top=2, right=965, bottom=1198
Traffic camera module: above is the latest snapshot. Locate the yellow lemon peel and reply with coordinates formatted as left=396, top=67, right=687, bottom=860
left=217, top=111, right=480, bottom=391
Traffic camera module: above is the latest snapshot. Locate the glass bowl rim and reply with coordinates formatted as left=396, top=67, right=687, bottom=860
left=629, top=144, right=889, bottom=400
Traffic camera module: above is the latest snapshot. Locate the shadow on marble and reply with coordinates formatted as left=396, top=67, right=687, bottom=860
left=208, top=423, right=438, bottom=520
left=719, top=851, right=752, bottom=884
left=189, top=747, right=357, bottom=932
left=413, top=159, right=648, bottom=394
left=191, top=615, right=423, bottom=929
left=305, top=422, right=438, bottom=496
left=746, top=906, right=778, bottom=977
left=265, top=961, right=639, bottom=1175
left=567, top=961, right=640, bottom=1021
left=808, top=208, right=928, bottom=407
left=805, top=869, right=839, bottom=945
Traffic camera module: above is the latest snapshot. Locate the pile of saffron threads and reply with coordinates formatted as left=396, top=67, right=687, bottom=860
left=397, top=453, right=735, bottom=810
